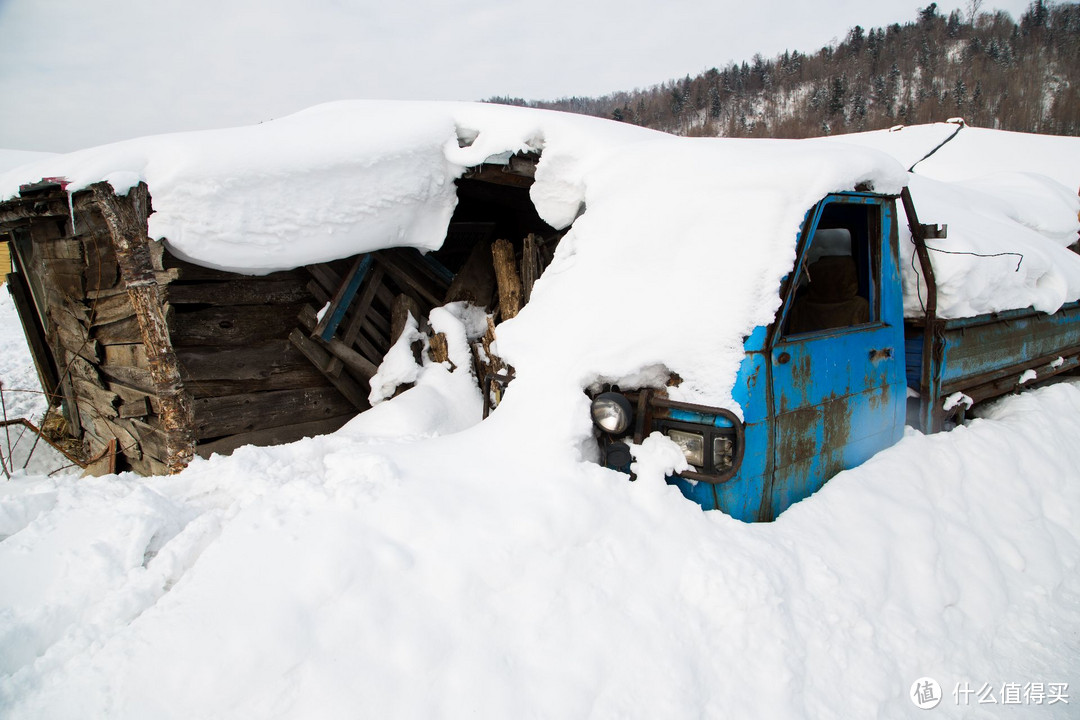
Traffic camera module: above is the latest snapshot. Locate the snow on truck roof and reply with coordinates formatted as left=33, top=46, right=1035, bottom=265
left=1, top=101, right=1079, bottom=410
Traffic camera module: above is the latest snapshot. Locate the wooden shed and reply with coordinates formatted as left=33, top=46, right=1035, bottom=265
left=0, top=151, right=556, bottom=475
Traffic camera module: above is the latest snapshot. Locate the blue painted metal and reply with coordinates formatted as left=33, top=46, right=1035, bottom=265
left=905, top=300, right=1080, bottom=430
left=652, top=190, right=1080, bottom=520
left=663, top=192, right=908, bottom=521
left=320, top=254, right=373, bottom=342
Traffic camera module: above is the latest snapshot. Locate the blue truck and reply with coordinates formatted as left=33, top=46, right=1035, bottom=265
left=589, top=187, right=1080, bottom=522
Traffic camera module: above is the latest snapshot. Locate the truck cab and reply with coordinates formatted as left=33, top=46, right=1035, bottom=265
left=594, top=192, right=907, bottom=521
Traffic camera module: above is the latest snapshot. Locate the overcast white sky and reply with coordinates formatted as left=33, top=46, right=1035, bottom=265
left=0, top=0, right=1035, bottom=152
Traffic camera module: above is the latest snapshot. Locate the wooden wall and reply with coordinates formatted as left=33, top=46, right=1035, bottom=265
left=2, top=186, right=357, bottom=474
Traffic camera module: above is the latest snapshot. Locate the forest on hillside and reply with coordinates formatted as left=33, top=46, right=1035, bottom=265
left=489, top=1, right=1079, bottom=138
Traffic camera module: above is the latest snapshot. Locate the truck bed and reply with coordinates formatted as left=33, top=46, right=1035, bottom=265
left=904, top=301, right=1080, bottom=431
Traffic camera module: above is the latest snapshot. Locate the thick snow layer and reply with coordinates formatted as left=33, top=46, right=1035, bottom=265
left=0, top=102, right=663, bottom=274
left=1, top=310, right=1078, bottom=718
left=828, top=124, right=1080, bottom=318
left=836, top=122, right=1080, bottom=190
left=3, top=106, right=1078, bottom=323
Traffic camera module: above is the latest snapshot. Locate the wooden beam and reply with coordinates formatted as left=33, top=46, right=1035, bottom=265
left=289, top=330, right=371, bottom=411
left=491, top=238, right=522, bottom=320
left=195, top=413, right=354, bottom=459
left=90, top=182, right=195, bottom=473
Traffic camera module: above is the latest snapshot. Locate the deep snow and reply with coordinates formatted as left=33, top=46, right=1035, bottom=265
left=0, top=289, right=1078, bottom=719
left=1, top=106, right=1078, bottom=718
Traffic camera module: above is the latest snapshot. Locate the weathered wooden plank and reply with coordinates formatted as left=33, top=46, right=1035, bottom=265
left=390, top=293, right=422, bottom=346
left=192, top=385, right=357, bottom=439
left=93, top=315, right=143, bottom=344
left=314, top=254, right=370, bottom=340
left=99, top=363, right=156, bottom=394
left=170, top=303, right=306, bottom=347
left=72, top=377, right=119, bottom=418
left=28, top=217, right=65, bottom=244
left=88, top=291, right=137, bottom=326
left=39, top=238, right=83, bottom=260
left=83, top=235, right=120, bottom=292
left=105, top=380, right=162, bottom=415
left=307, top=279, right=331, bottom=305
left=289, top=330, right=371, bottom=410
left=491, top=238, right=522, bottom=320
left=102, top=342, right=150, bottom=369
left=392, top=248, right=453, bottom=292
left=306, top=263, right=343, bottom=297
left=5, top=269, right=60, bottom=399
left=89, top=415, right=142, bottom=461
left=84, top=439, right=118, bottom=477
left=341, top=266, right=385, bottom=346
left=521, top=233, right=541, bottom=304
left=298, top=305, right=383, bottom=374
left=445, top=239, right=495, bottom=307
left=167, top=279, right=311, bottom=306
left=118, top=396, right=150, bottom=419
left=195, top=413, right=354, bottom=459
left=175, top=340, right=330, bottom=397
left=375, top=253, right=444, bottom=308
left=126, top=417, right=170, bottom=462
left=163, top=251, right=303, bottom=283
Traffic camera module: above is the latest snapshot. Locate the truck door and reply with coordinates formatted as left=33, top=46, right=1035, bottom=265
left=763, top=193, right=906, bottom=520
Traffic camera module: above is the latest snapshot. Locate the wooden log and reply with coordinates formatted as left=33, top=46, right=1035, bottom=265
left=429, top=332, right=450, bottom=365
left=191, top=385, right=357, bottom=439
left=444, top=239, right=495, bottom=307
left=288, top=330, right=371, bottom=410
left=521, top=233, right=541, bottom=304
left=91, top=182, right=195, bottom=473
left=167, top=278, right=311, bottom=306
left=175, top=339, right=331, bottom=397
left=491, top=238, right=522, bottom=320
left=195, top=413, right=354, bottom=459
left=170, top=303, right=306, bottom=347
left=297, top=306, right=381, bottom=378
left=390, top=293, right=422, bottom=346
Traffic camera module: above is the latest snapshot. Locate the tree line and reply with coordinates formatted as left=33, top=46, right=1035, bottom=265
left=489, top=1, right=1079, bottom=138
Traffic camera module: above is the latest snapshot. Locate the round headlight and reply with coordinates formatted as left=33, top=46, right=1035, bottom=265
left=591, top=392, right=633, bottom=435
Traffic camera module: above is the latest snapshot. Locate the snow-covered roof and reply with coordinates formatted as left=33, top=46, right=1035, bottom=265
left=2, top=103, right=1079, bottom=412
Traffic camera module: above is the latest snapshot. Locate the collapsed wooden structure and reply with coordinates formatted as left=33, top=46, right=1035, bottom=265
left=0, top=152, right=557, bottom=475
